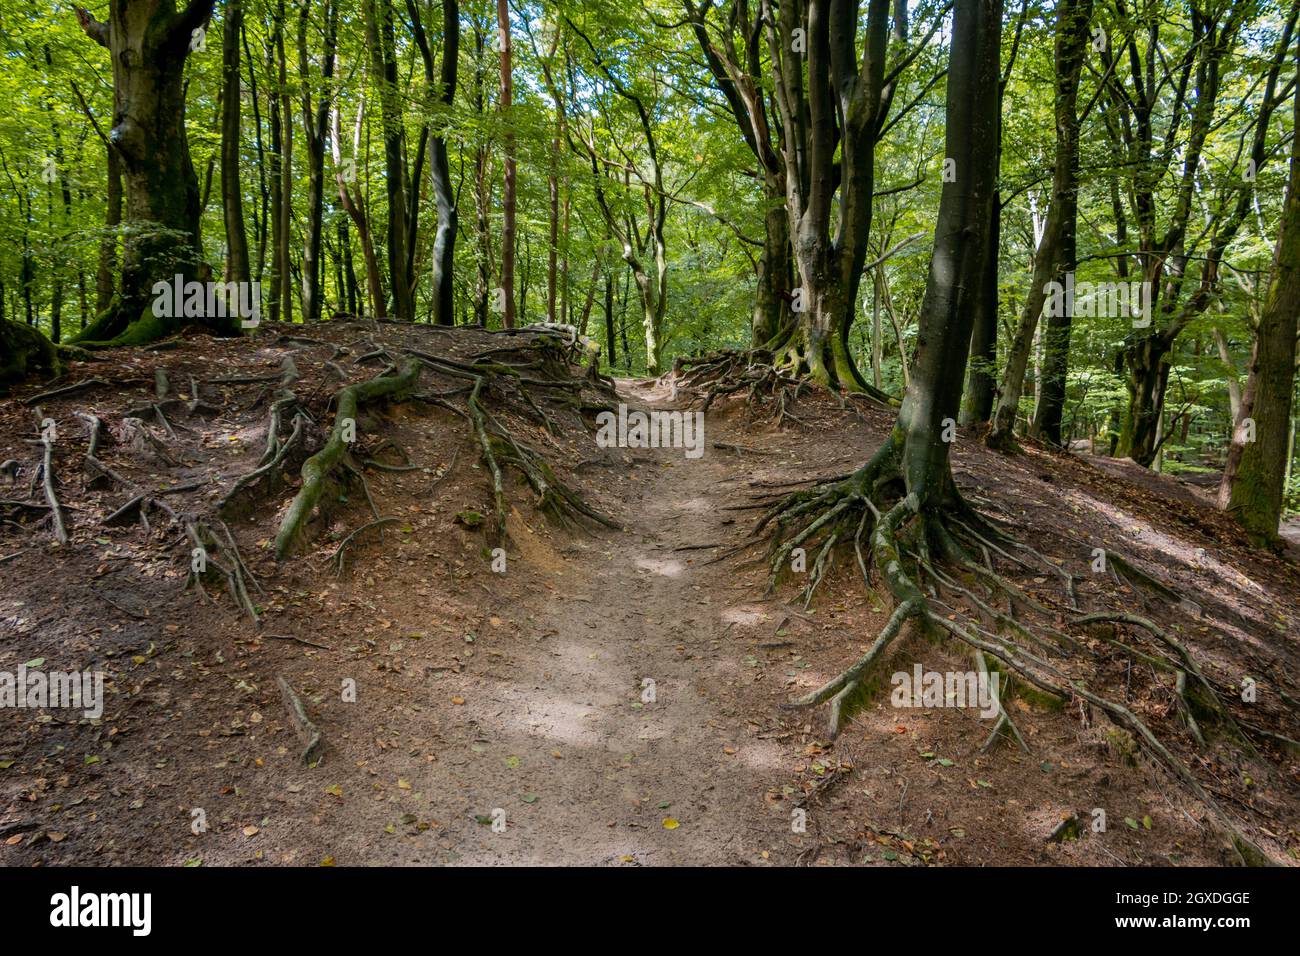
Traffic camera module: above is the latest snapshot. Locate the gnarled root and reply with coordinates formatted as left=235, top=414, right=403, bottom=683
left=759, top=442, right=1275, bottom=864
left=410, top=348, right=616, bottom=540
left=783, top=597, right=922, bottom=738
left=273, top=358, right=421, bottom=559
left=185, top=518, right=262, bottom=625
left=277, top=675, right=323, bottom=766
left=39, top=432, right=69, bottom=545
left=668, top=348, right=815, bottom=426
left=218, top=392, right=310, bottom=514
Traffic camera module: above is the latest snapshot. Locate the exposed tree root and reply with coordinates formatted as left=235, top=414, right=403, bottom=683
left=408, top=348, right=617, bottom=539
left=932, top=612, right=1270, bottom=866
left=361, top=439, right=423, bottom=472
left=332, top=517, right=401, bottom=576
left=669, top=349, right=810, bottom=426
left=39, top=430, right=68, bottom=545
left=1102, top=549, right=1200, bottom=616
left=973, top=648, right=1029, bottom=753
left=1073, top=611, right=1248, bottom=750
left=669, top=347, right=893, bottom=425
left=273, top=359, right=421, bottom=560
left=218, top=392, right=310, bottom=514
left=115, top=416, right=176, bottom=465
left=75, top=412, right=104, bottom=458
left=186, top=518, right=261, bottom=625
left=21, top=378, right=109, bottom=407
left=756, top=438, right=1277, bottom=865
left=277, top=675, right=323, bottom=766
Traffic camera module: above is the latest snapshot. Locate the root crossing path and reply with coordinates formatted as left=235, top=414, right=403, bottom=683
left=5, top=364, right=1279, bottom=868
left=334, top=378, right=799, bottom=865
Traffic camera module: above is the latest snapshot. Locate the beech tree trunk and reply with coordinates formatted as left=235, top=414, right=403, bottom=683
left=276, top=0, right=294, bottom=324
left=1, top=318, right=61, bottom=386
left=221, top=0, right=251, bottom=286
left=986, top=0, right=1090, bottom=449
left=298, top=0, right=337, bottom=321
left=604, top=263, right=616, bottom=367
left=962, top=204, right=999, bottom=425
left=332, top=96, right=386, bottom=320
left=895, top=0, right=1001, bottom=495
left=761, top=0, right=923, bottom=399
left=365, top=0, right=413, bottom=320
left=95, top=144, right=122, bottom=315
left=1104, top=3, right=1267, bottom=466
left=686, top=0, right=791, bottom=348
left=497, top=0, right=516, bottom=328
left=410, top=0, right=459, bottom=326
left=1220, top=40, right=1300, bottom=545
left=267, top=4, right=284, bottom=322
left=961, top=2, right=1028, bottom=426
left=72, top=1, right=230, bottom=345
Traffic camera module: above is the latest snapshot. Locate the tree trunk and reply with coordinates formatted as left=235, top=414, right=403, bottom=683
left=1213, top=326, right=1243, bottom=423
left=760, top=0, right=913, bottom=401
left=72, top=1, right=229, bottom=345
left=332, top=97, right=386, bottom=320
left=267, top=8, right=284, bottom=322
left=754, top=180, right=791, bottom=346
left=365, top=0, right=412, bottom=320
left=242, top=17, right=269, bottom=282
left=95, top=143, right=122, bottom=315
left=297, top=0, right=337, bottom=321
left=960, top=3, right=1028, bottom=427
left=1115, top=334, right=1171, bottom=463
left=962, top=198, right=999, bottom=425
left=896, top=0, right=1001, bottom=493
left=1220, top=47, right=1300, bottom=545
left=603, top=253, right=616, bottom=367
left=766, top=3, right=1002, bottom=742
left=19, top=193, right=33, bottom=330
left=0, top=319, right=61, bottom=386
left=78, top=271, right=88, bottom=332
left=496, top=0, right=516, bottom=328
left=221, top=0, right=251, bottom=288
left=276, top=0, right=294, bottom=324
left=42, top=44, right=74, bottom=345
left=685, top=1, right=791, bottom=349
left=1031, top=139, right=1082, bottom=446
left=339, top=218, right=358, bottom=315
left=986, top=0, right=1091, bottom=449
left=1105, top=3, right=1272, bottom=467
left=546, top=127, right=559, bottom=325
left=422, top=0, right=458, bottom=326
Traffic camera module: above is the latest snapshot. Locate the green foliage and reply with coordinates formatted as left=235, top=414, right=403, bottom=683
left=0, top=0, right=1294, bottom=492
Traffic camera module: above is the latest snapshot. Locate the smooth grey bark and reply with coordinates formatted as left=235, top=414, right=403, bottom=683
left=896, top=0, right=1002, bottom=495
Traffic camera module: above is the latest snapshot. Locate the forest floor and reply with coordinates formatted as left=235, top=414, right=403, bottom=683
left=1, top=323, right=1297, bottom=866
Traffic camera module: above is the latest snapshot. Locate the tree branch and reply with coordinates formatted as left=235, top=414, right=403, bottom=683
left=74, top=6, right=109, bottom=48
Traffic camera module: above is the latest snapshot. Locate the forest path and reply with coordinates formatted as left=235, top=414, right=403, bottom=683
left=434, top=377, right=791, bottom=865
left=6, top=328, right=1294, bottom=869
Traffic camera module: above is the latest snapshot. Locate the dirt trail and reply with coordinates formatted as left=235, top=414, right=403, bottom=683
left=412, top=378, right=789, bottom=865
left=4, top=339, right=1296, bottom=868
left=0, top=331, right=806, bottom=868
